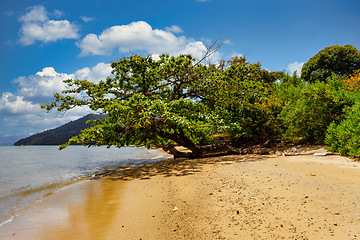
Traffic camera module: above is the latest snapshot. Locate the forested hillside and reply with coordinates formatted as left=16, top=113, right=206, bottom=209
left=14, top=114, right=106, bottom=146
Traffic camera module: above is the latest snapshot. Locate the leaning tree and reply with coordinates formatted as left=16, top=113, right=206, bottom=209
left=42, top=42, right=234, bottom=158
left=43, top=42, right=275, bottom=158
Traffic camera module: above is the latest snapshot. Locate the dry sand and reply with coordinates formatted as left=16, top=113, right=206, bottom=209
left=1, top=146, right=360, bottom=239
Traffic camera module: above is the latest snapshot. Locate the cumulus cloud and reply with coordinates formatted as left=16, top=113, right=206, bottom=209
left=18, top=5, right=80, bottom=45
left=0, top=63, right=112, bottom=136
left=74, top=63, right=112, bottom=83
left=0, top=92, right=40, bottom=116
left=287, top=61, right=304, bottom=76
left=76, top=21, right=220, bottom=62
left=12, top=67, right=73, bottom=102
left=10, top=64, right=112, bottom=104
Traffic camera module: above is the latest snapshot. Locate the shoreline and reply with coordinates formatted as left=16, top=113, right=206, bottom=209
left=1, top=147, right=360, bottom=239
left=0, top=146, right=172, bottom=229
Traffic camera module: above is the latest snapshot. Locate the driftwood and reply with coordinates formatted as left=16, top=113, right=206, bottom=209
left=282, top=147, right=335, bottom=156
left=284, top=152, right=335, bottom=156
left=230, top=140, right=270, bottom=155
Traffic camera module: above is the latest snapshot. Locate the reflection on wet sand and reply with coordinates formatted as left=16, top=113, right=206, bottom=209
left=0, top=178, right=126, bottom=239
left=42, top=179, right=125, bottom=239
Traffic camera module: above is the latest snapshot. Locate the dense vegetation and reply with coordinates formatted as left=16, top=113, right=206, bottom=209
left=42, top=43, right=360, bottom=158
left=14, top=114, right=106, bottom=146
left=301, top=44, right=360, bottom=83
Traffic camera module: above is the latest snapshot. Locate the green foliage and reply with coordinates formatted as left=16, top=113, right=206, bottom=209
left=326, top=101, right=360, bottom=158
left=202, top=57, right=282, bottom=145
left=276, top=74, right=352, bottom=143
left=66, top=94, right=219, bottom=150
left=42, top=50, right=360, bottom=158
left=301, top=44, right=360, bottom=83
left=43, top=53, right=281, bottom=153
left=43, top=54, right=224, bottom=153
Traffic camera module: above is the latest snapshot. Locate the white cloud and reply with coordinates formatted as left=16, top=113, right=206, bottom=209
left=180, top=41, right=208, bottom=59
left=18, top=5, right=80, bottom=45
left=74, top=63, right=112, bottom=83
left=19, top=5, right=48, bottom=23
left=0, top=63, right=111, bottom=136
left=12, top=67, right=73, bottom=102
left=81, top=16, right=95, bottom=23
left=11, top=64, right=112, bottom=104
left=76, top=21, right=219, bottom=61
left=0, top=92, right=40, bottom=116
left=165, top=25, right=184, bottom=33
left=287, top=61, right=304, bottom=76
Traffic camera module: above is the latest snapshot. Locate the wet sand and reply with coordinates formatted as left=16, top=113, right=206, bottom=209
left=1, top=146, right=360, bottom=239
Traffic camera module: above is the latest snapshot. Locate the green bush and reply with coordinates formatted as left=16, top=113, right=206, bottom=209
left=325, top=100, right=360, bottom=158
left=277, top=74, right=352, bottom=143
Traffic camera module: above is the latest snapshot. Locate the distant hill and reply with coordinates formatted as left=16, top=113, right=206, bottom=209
left=14, top=114, right=106, bottom=146
left=0, top=135, right=27, bottom=146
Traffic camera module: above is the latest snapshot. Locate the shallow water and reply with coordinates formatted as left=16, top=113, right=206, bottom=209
left=0, top=145, right=170, bottom=227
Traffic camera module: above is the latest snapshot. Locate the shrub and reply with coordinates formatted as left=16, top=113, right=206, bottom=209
left=277, top=74, right=352, bottom=143
left=326, top=101, right=360, bottom=158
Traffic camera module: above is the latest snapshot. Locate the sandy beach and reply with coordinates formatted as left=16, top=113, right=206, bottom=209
left=1, top=146, right=360, bottom=239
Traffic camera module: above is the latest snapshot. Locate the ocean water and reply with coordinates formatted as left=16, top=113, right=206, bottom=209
left=0, top=145, right=170, bottom=228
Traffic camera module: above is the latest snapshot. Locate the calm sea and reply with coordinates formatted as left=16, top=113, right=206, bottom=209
left=0, top=145, right=170, bottom=228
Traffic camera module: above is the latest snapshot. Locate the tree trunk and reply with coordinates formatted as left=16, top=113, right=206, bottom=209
left=162, top=140, right=270, bottom=159
left=162, top=142, right=232, bottom=159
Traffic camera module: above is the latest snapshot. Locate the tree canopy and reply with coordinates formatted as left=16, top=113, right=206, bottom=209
left=301, top=44, right=360, bottom=83
left=42, top=43, right=360, bottom=159
left=42, top=43, right=282, bottom=157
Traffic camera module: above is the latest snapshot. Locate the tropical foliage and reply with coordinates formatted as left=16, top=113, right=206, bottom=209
left=276, top=74, right=352, bottom=143
left=43, top=44, right=360, bottom=158
left=325, top=70, right=360, bottom=158
left=301, top=44, right=360, bottom=83
left=325, top=101, right=360, bottom=158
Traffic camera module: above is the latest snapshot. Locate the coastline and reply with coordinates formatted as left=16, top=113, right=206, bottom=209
left=1, top=146, right=360, bottom=239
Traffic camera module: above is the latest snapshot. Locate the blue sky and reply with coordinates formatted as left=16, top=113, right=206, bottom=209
left=1, top=0, right=360, bottom=143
